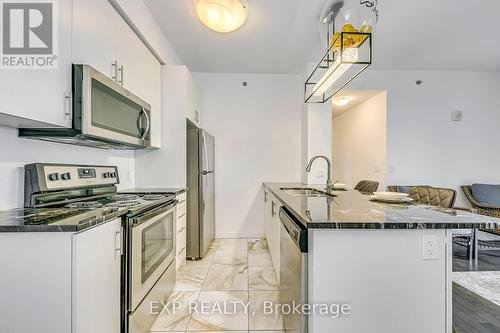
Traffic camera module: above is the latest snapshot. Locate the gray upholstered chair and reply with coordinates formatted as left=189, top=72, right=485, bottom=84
left=407, top=186, right=456, bottom=209
left=387, top=185, right=429, bottom=193
left=354, top=180, right=379, bottom=194
left=462, top=185, right=500, bottom=219
left=460, top=185, right=500, bottom=258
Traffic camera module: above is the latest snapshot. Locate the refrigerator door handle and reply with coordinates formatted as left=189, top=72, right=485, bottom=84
left=201, top=131, right=209, bottom=172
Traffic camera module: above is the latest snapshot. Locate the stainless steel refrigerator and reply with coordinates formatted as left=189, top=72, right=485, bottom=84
left=186, top=123, right=215, bottom=259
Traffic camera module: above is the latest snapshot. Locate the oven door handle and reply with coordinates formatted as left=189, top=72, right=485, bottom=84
left=132, top=200, right=178, bottom=226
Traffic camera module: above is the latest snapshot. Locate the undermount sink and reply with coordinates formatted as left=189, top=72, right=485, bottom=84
left=280, top=187, right=336, bottom=198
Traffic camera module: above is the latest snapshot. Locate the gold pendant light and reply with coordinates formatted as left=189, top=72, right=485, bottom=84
left=305, top=0, right=378, bottom=103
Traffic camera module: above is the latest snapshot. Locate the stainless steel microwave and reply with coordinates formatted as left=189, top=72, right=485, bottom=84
left=19, top=64, right=152, bottom=150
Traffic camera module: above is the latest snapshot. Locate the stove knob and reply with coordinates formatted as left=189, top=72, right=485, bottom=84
left=110, top=172, right=117, bottom=178
left=103, top=172, right=111, bottom=178
left=61, top=172, right=71, bottom=180
left=48, top=173, right=59, bottom=181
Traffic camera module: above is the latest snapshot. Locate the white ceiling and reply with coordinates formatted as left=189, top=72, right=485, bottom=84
left=332, top=90, right=382, bottom=118
left=145, top=0, right=500, bottom=73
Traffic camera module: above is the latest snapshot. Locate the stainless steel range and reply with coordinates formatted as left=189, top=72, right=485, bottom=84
left=23, top=163, right=177, bottom=333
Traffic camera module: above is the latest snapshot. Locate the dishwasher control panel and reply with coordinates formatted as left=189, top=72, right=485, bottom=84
left=279, top=207, right=308, bottom=252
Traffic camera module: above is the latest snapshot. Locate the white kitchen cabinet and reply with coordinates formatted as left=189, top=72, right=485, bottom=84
left=264, top=189, right=281, bottom=282
left=186, top=73, right=202, bottom=126
left=0, top=219, right=122, bottom=333
left=167, top=65, right=202, bottom=127
left=72, top=218, right=122, bottom=333
left=0, top=0, right=72, bottom=128
left=116, top=25, right=162, bottom=148
left=72, top=0, right=163, bottom=147
left=72, top=0, right=121, bottom=81
left=176, top=192, right=187, bottom=270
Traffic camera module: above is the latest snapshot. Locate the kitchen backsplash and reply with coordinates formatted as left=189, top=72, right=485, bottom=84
left=0, top=126, right=135, bottom=210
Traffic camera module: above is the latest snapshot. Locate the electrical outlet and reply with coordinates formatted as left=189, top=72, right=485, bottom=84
left=422, top=235, right=438, bottom=260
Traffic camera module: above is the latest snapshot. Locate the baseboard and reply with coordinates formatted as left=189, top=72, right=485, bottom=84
left=215, top=231, right=265, bottom=239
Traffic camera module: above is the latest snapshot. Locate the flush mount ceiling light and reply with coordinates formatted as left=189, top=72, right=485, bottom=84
left=332, top=96, right=352, bottom=106
left=195, top=0, right=247, bottom=33
left=305, top=0, right=378, bottom=103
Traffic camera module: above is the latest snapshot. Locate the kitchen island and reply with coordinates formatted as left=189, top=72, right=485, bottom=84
left=263, top=183, right=499, bottom=333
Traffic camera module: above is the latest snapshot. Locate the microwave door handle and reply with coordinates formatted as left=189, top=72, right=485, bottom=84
left=141, top=108, right=150, bottom=140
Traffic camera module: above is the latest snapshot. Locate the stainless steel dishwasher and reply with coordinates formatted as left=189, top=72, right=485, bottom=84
left=279, top=207, right=308, bottom=333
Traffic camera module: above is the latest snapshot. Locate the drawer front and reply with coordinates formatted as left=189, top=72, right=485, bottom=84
left=176, top=228, right=186, bottom=270
left=177, top=215, right=186, bottom=232
left=176, top=227, right=186, bottom=255
left=177, top=205, right=186, bottom=220
left=177, top=192, right=187, bottom=205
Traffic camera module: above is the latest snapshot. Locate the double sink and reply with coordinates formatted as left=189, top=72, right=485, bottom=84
left=280, top=187, right=336, bottom=198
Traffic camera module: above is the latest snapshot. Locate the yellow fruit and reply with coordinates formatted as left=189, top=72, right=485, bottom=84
left=342, top=24, right=357, bottom=32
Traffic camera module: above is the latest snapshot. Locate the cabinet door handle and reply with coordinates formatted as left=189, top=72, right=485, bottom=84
left=178, top=226, right=186, bottom=233
left=118, top=65, right=124, bottom=86
left=178, top=247, right=186, bottom=256
left=264, top=191, right=268, bottom=202
left=178, top=212, right=186, bottom=219
left=271, top=201, right=276, bottom=217
left=114, top=229, right=122, bottom=259
left=179, top=199, right=186, bottom=204
left=112, top=61, right=118, bottom=82
left=64, top=92, right=72, bottom=120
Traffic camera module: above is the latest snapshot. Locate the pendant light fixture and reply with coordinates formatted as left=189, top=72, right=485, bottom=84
left=305, top=0, right=378, bottom=103
left=195, top=0, right=247, bottom=33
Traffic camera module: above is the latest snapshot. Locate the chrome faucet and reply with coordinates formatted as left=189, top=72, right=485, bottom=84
left=306, top=155, right=333, bottom=191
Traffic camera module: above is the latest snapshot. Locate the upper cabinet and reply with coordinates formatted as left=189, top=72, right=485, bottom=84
left=0, top=0, right=163, bottom=148
left=186, top=73, right=202, bottom=127
left=72, top=0, right=162, bottom=148
left=166, top=66, right=202, bottom=127
left=0, top=0, right=72, bottom=128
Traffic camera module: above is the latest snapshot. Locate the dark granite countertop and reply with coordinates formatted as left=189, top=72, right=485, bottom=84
left=120, top=188, right=187, bottom=195
left=0, top=207, right=128, bottom=232
left=264, top=183, right=500, bottom=230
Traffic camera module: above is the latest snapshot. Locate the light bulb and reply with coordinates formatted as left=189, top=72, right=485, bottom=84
left=313, top=48, right=358, bottom=97
left=195, top=0, right=247, bottom=33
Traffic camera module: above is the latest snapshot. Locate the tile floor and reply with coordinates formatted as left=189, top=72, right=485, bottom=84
left=149, top=238, right=283, bottom=333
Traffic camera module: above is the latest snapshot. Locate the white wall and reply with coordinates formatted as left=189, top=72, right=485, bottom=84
left=193, top=73, right=302, bottom=238
left=332, top=91, right=387, bottom=190
left=347, top=69, right=500, bottom=206
left=306, top=104, right=333, bottom=185
left=0, top=126, right=135, bottom=210
left=301, top=63, right=333, bottom=185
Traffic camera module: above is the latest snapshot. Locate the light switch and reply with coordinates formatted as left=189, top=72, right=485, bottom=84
left=451, top=110, right=463, bottom=121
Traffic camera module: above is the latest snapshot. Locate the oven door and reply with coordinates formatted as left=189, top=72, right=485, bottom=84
left=74, top=64, right=152, bottom=148
left=130, top=202, right=176, bottom=311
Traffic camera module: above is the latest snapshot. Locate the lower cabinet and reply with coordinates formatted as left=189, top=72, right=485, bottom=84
left=264, top=188, right=281, bottom=283
left=176, top=192, right=187, bottom=270
left=72, top=218, right=122, bottom=333
left=0, top=219, right=122, bottom=333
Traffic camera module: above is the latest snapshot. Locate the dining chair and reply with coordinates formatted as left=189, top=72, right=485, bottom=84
left=407, top=186, right=457, bottom=208
left=354, top=180, right=379, bottom=194
left=461, top=185, right=500, bottom=260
